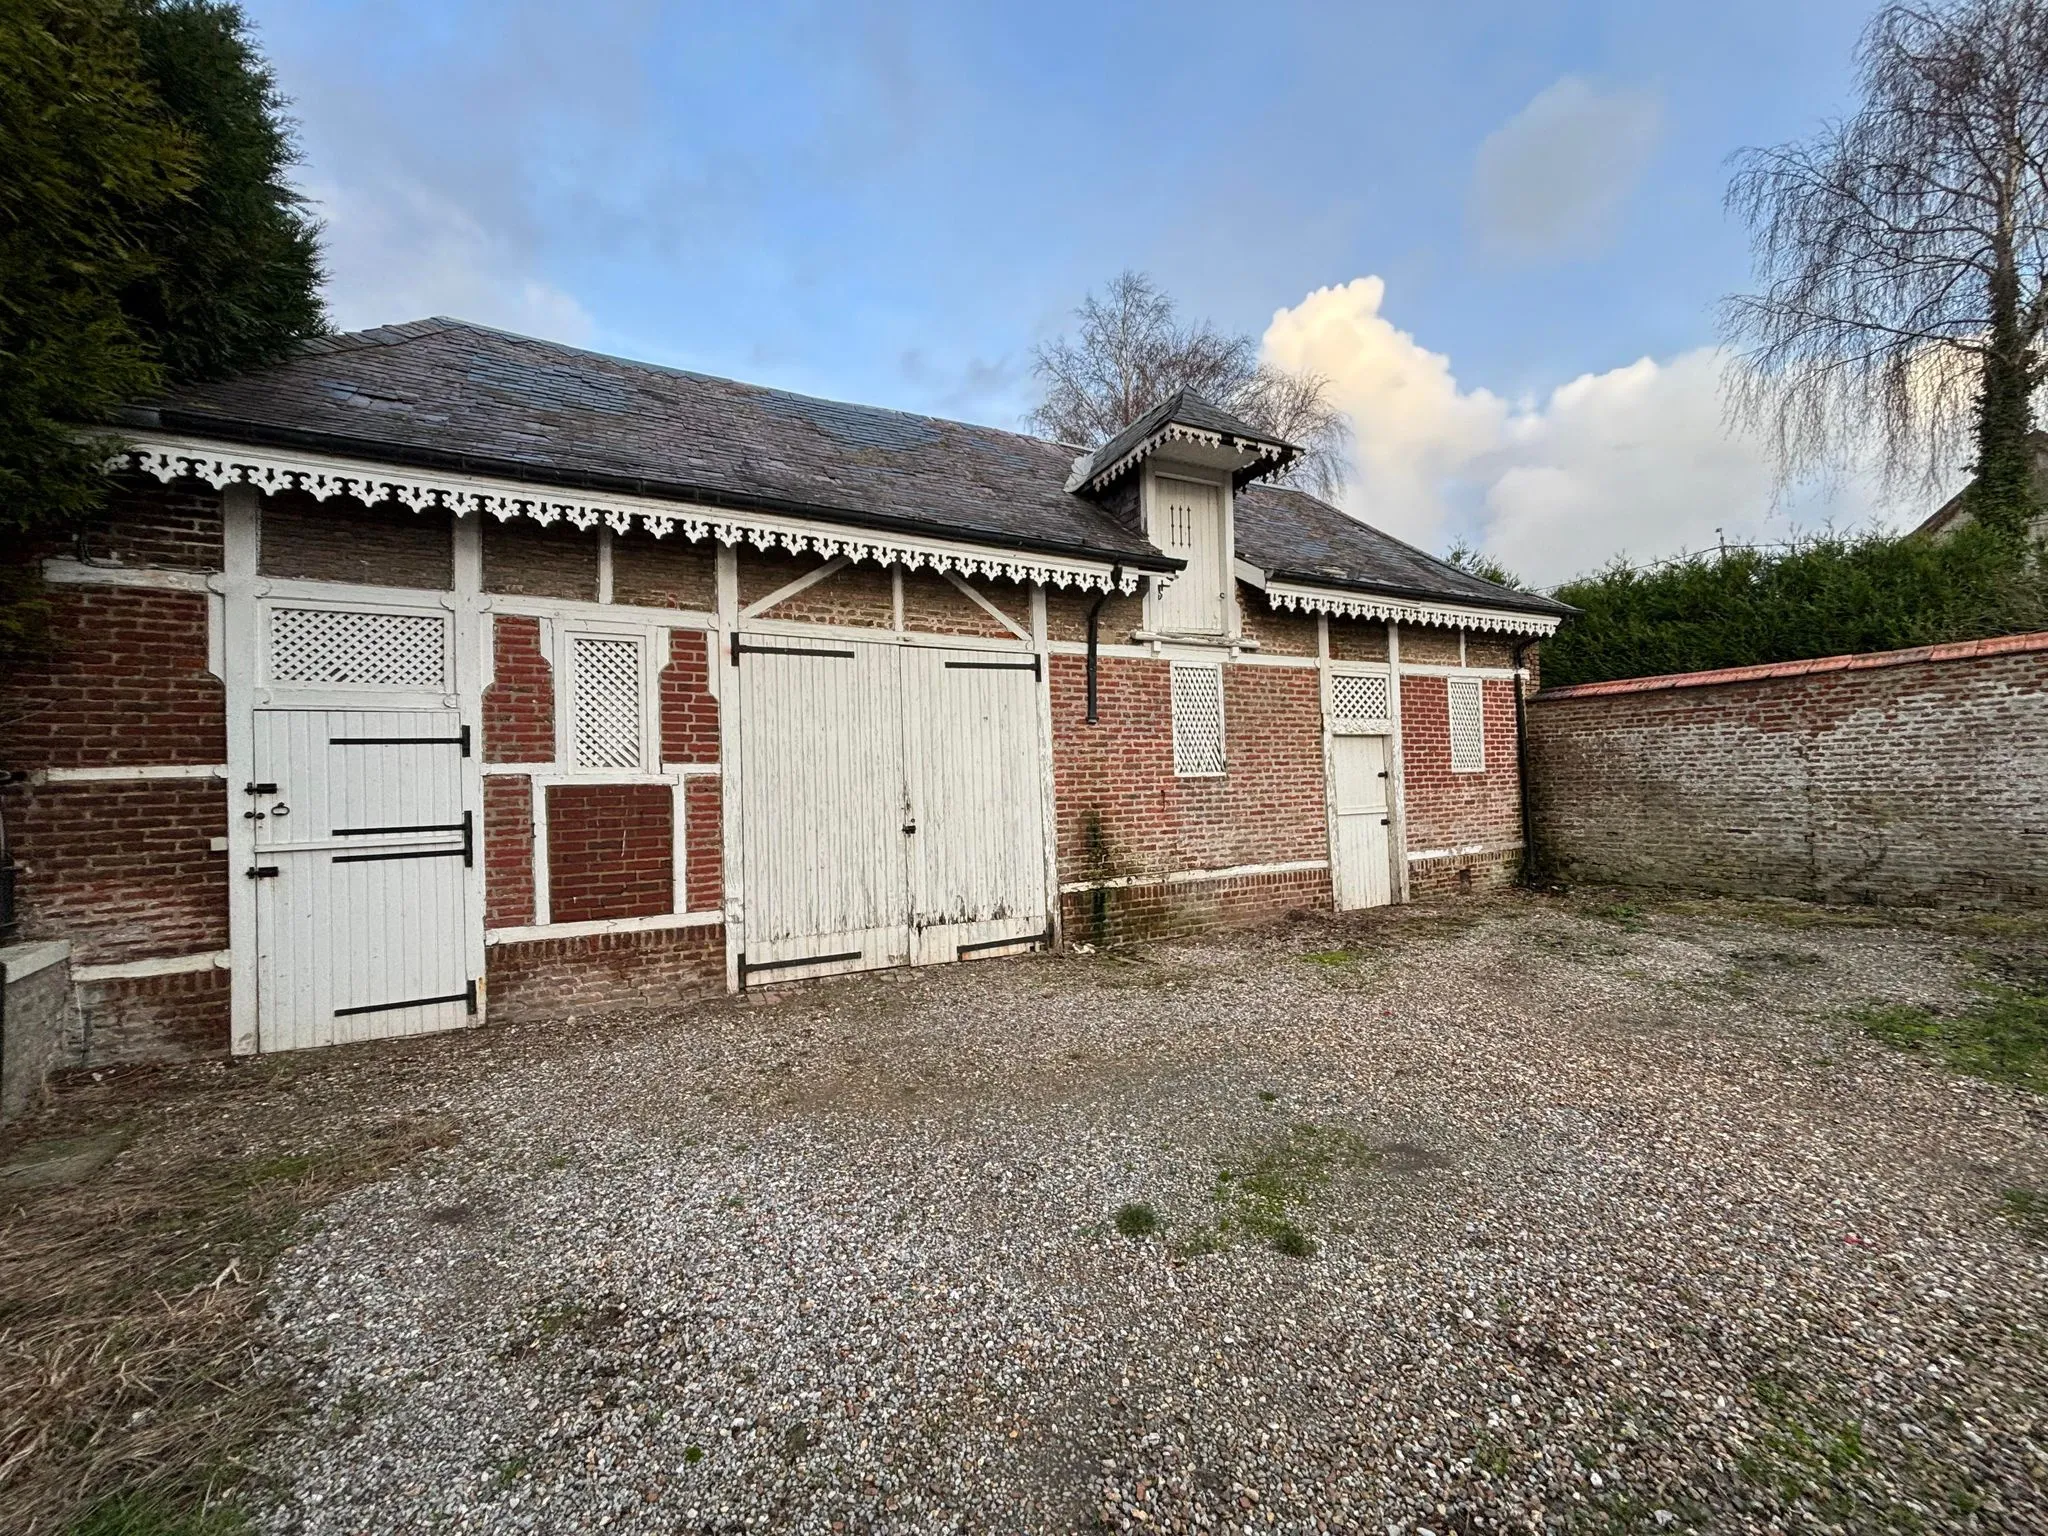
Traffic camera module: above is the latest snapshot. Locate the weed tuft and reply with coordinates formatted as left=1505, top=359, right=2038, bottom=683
left=1997, top=1187, right=2048, bottom=1242
left=1853, top=979, right=2048, bottom=1093
left=1112, top=1202, right=1159, bottom=1239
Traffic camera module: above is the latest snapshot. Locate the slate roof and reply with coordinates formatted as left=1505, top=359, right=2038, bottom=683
left=1235, top=485, right=1574, bottom=618
left=142, top=317, right=1563, bottom=618
left=144, top=318, right=1169, bottom=571
left=1072, top=388, right=1296, bottom=491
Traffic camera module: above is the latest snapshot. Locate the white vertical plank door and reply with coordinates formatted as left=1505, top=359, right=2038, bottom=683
left=733, top=637, right=911, bottom=982
left=900, top=645, right=1051, bottom=964
left=1330, top=733, right=1393, bottom=910
left=1154, top=476, right=1225, bottom=634
left=251, top=708, right=475, bottom=1050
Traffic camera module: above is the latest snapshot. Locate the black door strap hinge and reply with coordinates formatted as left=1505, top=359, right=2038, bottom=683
left=246, top=865, right=280, bottom=879
left=945, top=656, right=1042, bottom=681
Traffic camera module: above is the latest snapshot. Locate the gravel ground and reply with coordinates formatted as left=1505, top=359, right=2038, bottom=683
left=242, top=893, right=2048, bottom=1534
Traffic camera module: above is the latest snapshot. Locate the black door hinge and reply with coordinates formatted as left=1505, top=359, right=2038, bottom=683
left=247, top=865, right=280, bottom=879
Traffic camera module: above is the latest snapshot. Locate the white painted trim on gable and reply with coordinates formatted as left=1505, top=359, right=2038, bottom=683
left=484, top=910, right=723, bottom=946
left=1408, top=840, right=1524, bottom=863
left=1059, top=858, right=1328, bottom=895
left=74, top=950, right=231, bottom=983
left=1398, top=663, right=1526, bottom=681
left=30, top=764, right=226, bottom=784
left=1264, top=579, right=1561, bottom=637
left=118, top=431, right=1148, bottom=596
left=41, top=558, right=209, bottom=592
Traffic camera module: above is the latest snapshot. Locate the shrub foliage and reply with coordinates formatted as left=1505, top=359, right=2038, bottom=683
left=1541, top=524, right=2047, bottom=689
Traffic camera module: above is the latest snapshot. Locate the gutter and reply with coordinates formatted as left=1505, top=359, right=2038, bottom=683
left=1085, top=566, right=1123, bottom=724
left=135, top=407, right=1182, bottom=579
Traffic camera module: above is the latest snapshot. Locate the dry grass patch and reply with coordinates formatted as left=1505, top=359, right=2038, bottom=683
left=0, top=1078, right=457, bottom=1536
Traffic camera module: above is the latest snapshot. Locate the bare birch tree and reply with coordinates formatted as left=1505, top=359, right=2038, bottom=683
left=1722, top=1, right=2048, bottom=536
left=1030, top=271, right=1350, bottom=499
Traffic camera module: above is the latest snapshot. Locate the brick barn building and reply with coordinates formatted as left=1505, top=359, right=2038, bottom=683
left=2, top=319, right=1567, bottom=1062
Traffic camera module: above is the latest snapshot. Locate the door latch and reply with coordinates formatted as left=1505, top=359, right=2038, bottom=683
left=902, top=821, right=918, bottom=836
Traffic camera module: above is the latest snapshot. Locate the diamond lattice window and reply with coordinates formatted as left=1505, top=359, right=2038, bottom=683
left=1329, top=672, right=1391, bottom=732
left=570, top=635, right=644, bottom=769
left=1171, top=663, right=1227, bottom=777
left=1447, top=676, right=1486, bottom=773
left=268, top=607, right=448, bottom=689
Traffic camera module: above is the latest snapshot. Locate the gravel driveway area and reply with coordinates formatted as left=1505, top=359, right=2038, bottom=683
left=245, top=894, right=2048, bottom=1535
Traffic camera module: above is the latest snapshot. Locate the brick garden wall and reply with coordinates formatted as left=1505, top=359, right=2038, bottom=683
left=1528, top=633, right=2048, bottom=905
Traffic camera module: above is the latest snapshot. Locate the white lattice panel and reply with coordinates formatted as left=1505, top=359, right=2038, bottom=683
left=268, top=607, right=448, bottom=689
left=1448, top=676, right=1486, bottom=772
left=1171, top=663, right=1227, bottom=776
left=1329, top=672, right=1390, bottom=731
left=572, top=635, right=643, bottom=768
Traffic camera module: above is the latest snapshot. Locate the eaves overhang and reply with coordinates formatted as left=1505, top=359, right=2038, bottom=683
left=115, top=414, right=1173, bottom=595
left=1260, top=571, right=1569, bottom=636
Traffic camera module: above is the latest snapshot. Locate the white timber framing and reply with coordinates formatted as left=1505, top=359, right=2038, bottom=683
left=218, top=484, right=262, bottom=1054
left=1386, top=621, right=1411, bottom=903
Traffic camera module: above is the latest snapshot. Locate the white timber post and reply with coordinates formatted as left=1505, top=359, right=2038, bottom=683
left=1386, top=620, right=1411, bottom=904
left=715, top=542, right=742, bottom=990
left=218, top=484, right=262, bottom=1055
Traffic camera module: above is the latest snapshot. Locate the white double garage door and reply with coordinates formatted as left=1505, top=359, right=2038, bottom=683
left=732, top=635, right=1054, bottom=984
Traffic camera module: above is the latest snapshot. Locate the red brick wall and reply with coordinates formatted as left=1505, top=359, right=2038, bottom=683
left=545, top=783, right=673, bottom=922
left=484, top=615, right=554, bottom=763
left=1399, top=674, right=1524, bottom=889
left=1060, top=866, right=1331, bottom=948
left=483, top=775, right=534, bottom=928
left=4, top=780, right=228, bottom=963
left=3, top=588, right=223, bottom=771
left=75, top=970, right=232, bottom=1062
left=1529, top=639, right=2048, bottom=904
left=80, top=477, right=224, bottom=570
left=660, top=629, right=719, bottom=764
left=1049, top=655, right=1326, bottom=885
left=486, top=924, right=724, bottom=1022
left=685, top=779, right=722, bottom=912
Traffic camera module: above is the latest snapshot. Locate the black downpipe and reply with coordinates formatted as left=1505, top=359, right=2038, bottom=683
left=1084, top=565, right=1123, bottom=724
left=1511, top=638, right=1535, bottom=885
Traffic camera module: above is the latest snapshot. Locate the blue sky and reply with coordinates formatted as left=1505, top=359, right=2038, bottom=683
left=245, top=0, right=1910, bottom=583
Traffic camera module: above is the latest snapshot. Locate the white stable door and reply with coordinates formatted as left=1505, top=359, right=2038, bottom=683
left=1330, top=732, right=1394, bottom=910
left=900, top=645, right=1051, bottom=964
left=734, top=638, right=913, bottom=983
left=251, top=709, right=476, bottom=1051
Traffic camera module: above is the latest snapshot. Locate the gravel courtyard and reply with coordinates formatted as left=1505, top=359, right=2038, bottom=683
left=128, top=897, right=2048, bottom=1531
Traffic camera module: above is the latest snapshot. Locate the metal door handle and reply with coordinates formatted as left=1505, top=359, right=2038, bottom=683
left=902, top=822, right=918, bottom=835
left=271, top=804, right=290, bottom=817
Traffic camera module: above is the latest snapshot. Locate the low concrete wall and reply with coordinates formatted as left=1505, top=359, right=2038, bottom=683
left=1528, top=631, right=2048, bottom=906
left=2, top=940, right=72, bottom=1121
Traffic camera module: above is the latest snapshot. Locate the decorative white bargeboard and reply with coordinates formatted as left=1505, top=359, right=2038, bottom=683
left=117, top=431, right=1146, bottom=596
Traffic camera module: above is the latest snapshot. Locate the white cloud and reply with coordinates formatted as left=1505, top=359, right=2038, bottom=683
left=1468, top=77, right=1662, bottom=263
left=1260, top=277, right=1912, bottom=587
left=307, top=177, right=595, bottom=343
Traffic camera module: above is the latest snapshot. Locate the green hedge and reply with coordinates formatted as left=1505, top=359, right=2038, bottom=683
left=1541, top=524, right=2047, bottom=689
